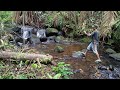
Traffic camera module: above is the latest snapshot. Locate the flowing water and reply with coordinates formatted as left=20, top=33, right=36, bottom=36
left=11, top=26, right=120, bottom=79
left=32, top=42, right=120, bottom=79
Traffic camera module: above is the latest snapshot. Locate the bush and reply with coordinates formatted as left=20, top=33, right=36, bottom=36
left=111, top=20, right=120, bottom=51
left=52, top=62, right=73, bottom=79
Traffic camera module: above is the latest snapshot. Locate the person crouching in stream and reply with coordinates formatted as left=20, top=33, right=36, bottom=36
left=83, top=25, right=102, bottom=63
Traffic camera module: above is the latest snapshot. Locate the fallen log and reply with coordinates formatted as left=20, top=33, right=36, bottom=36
left=0, top=51, right=53, bottom=63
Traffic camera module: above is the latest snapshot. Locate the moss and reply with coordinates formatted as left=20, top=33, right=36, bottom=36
left=46, top=28, right=59, bottom=33
left=55, top=36, right=64, bottom=42
left=54, top=46, right=64, bottom=53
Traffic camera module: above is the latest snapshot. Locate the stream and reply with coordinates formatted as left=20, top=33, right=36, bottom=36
left=11, top=26, right=120, bottom=79
left=31, top=41, right=120, bottom=79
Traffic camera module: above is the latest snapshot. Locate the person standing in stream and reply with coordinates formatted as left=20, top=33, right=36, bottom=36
left=83, top=25, right=101, bottom=63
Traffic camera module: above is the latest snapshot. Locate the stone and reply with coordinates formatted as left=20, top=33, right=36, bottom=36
left=109, top=65, right=114, bottom=71
left=47, top=36, right=56, bottom=43
left=98, top=66, right=108, bottom=70
left=55, top=36, right=64, bottom=43
left=105, top=48, right=116, bottom=54
left=74, top=70, right=80, bottom=73
left=109, top=53, right=120, bottom=61
left=72, top=51, right=84, bottom=58
left=46, top=28, right=59, bottom=36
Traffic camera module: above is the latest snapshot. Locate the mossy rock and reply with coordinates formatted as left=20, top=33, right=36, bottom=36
left=72, top=51, right=84, bottom=58
left=105, top=48, right=116, bottom=54
left=55, top=36, right=64, bottom=43
left=46, top=28, right=59, bottom=34
left=54, top=46, right=64, bottom=53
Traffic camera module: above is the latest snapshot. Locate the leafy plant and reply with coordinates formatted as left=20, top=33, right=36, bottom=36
left=47, top=73, right=61, bottom=79
left=1, top=73, right=14, bottom=79
left=31, top=63, right=38, bottom=69
left=16, top=74, right=28, bottom=79
left=0, top=38, right=14, bottom=50
left=52, top=62, right=73, bottom=79
left=0, top=11, right=13, bottom=38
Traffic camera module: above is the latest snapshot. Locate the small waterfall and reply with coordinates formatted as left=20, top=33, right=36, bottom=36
left=21, top=26, right=33, bottom=45
left=37, top=29, right=46, bottom=38
left=21, top=26, right=33, bottom=40
left=37, top=29, right=47, bottom=42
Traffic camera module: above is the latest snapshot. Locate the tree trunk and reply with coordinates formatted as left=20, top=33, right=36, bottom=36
left=0, top=51, right=53, bottom=63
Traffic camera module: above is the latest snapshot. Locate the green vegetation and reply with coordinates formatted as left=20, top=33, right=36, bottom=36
left=112, top=20, right=120, bottom=41
left=0, top=38, right=14, bottom=50
left=0, top=11, right=13, bottom=37
left=0, top=60, right=73, bottom=79
left=0, top=11, right=120, bottom=79
left=47, top=73, right=61, bottom=79
left=54, top=45, right=64, bottom=53
left=52, top=62, right=73, bottom=79
left=80, top=37, right=91, bottom=43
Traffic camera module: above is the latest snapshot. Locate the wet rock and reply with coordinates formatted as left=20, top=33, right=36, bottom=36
left=97, top=70, right=111, bottom=79
left=32, top=35, right=40, bottom=44
left=107, top=70, right=120, bottom=79
left=63, top=55, right=71, bottom=60
left=74, top=70, right=80, bottom=73
left=74, top=69, right=84, bottom=74
left=46, top=28, right=59, bottom=36
left=105, top=48, right=116, bottom=54
left=72, top=51, right=84, bottom=58
left=109, top=53, right=120, bottom=61
left=47, top=36, right=56, bottom=43
left=112, top=73, right=120, bottom=79
left=108, top=73, right=115, bottom=79
left=17, top=42, right=23, bottom=46
left=54, top=46, right=64, bottom=53
left=32, top=28, right=38, bottom=34
left=109, top=65, right=114, bottom=71
left=14, top=37, right=23, bottom=46
left=55, top=36, right=64, bottom=43
left=98, top=66, right=108, bottom=70
left=96, top=66, right=120, bottom=79
left=11, top=26, right=22, bottom=35
left=39, top=37, right=47, bottom=42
